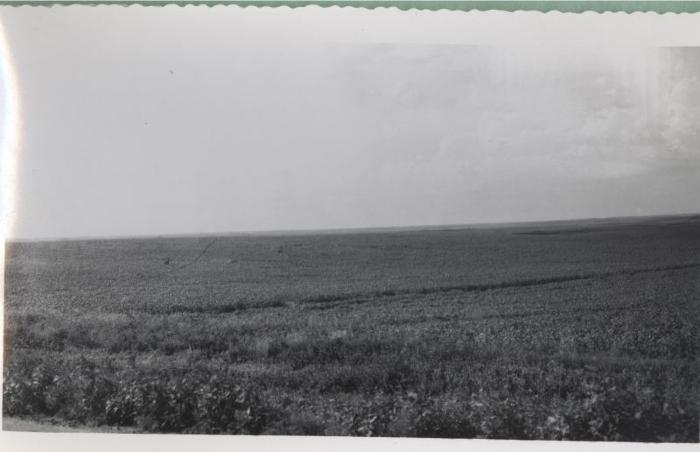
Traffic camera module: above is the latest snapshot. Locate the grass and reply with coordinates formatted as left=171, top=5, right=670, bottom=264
left=3, top=215, right=700, bottom=440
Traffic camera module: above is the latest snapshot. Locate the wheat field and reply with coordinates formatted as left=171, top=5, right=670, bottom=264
left=3, top=215, right=699, bottom=440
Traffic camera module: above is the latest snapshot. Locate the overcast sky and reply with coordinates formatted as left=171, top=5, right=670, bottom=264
left=1, top=7, right=699, bottom=239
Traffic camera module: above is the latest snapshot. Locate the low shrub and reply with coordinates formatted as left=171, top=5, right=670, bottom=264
left=3, top=354, right=283, bottom=434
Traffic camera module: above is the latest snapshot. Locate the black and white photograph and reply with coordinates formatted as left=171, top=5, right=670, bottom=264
left=0, top=5, right=699, bottom=447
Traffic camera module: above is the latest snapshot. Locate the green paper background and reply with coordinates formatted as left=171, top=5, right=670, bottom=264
left=1, top=0, right=700, bottom=13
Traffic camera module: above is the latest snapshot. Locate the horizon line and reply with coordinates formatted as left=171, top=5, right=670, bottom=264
left=5, top=211, right=700, bottom=244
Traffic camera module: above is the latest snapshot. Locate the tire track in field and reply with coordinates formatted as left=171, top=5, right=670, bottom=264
left=172, top=238, right=218, bottom=271
left=302, top=261, right=700, bottom=308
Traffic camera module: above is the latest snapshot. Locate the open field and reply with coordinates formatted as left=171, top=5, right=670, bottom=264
left=3, top=215, right=699, bottom=440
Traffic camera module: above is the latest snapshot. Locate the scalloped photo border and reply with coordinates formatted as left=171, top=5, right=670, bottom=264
left=0, top=0, right=700, bottom=13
